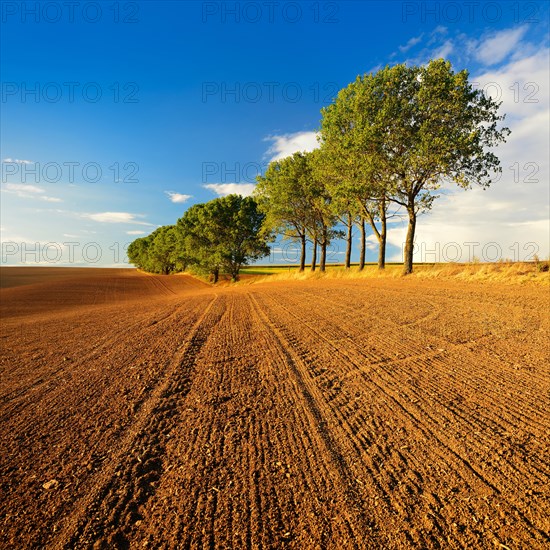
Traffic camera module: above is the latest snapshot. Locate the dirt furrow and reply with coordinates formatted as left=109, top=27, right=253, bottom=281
left=2, top=270, right=548, bottom=549
left=51, top=293, right=222, bottom=549
left=253, top=288, right=549, bottom=548
left=277, top=287, right=549, bottom=437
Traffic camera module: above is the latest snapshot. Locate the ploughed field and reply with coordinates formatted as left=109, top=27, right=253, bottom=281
left=0, top=267, right=548, bottom=549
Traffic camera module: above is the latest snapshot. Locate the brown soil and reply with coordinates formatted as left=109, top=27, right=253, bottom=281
left=1, top=267, right=548, bottom=549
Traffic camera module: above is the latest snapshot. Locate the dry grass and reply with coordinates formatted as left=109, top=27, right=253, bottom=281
left=247, top=261, right=550, bottom=286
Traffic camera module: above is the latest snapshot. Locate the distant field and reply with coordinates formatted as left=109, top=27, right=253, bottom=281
left=241, top=261, right=549, bottom=284
left=1, top=268, right=548, bottom=549
left=0, top=266, right=118, bottom=289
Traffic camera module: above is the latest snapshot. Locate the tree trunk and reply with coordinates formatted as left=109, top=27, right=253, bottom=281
left=403, top=207, right=416, bottom=275
left=345, top=213, right=352, bottom=269
left=320, top=244, right=326, bottom=272
left=299, top=234, right=306, bottom=272
left=212, top=268, right=219, bottom=284
left=311, top=240, right=317, bottom=272
left=230, top=262, right=240, bottom=282
left=320, top=243, right=326, bottom=271
left=319, top=226, right=328, bottom=272
left=378, top=198, right=387, bottom=270
left=359, top=219, right=366, bottom=271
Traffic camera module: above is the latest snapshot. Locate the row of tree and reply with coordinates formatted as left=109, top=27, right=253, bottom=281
left=256, top=60, right=509, bottom=275
left=128, top=59, right=509, bottom=278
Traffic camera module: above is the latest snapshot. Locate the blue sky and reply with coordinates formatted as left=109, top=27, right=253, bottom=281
left=1, top=1, right=549, bottom=266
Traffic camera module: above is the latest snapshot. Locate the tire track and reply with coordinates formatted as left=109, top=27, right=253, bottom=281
left=51, top=293, right=222, bottom=549
left=247, top=292, right=385, bottom=548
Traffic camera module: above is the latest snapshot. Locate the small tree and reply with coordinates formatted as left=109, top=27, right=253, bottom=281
left=177, top=195, right=270, bottom=282
left=307, top=149, right=341, bottom=272
left=255, top=153, right=313, bottom=272
left=127, top=226, right=181, bottom=275
left=150, top=225, right=179, bottom=274
left=177, top=203, right=224, bottom=282
left=127, top=236, right=150, bottom=271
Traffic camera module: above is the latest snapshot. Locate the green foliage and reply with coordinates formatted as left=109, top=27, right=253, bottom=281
left=320, top=59, right=509, bottom=273
left=128, top=196, right=269, bottom=282
left=255, top=151, right=340, bottom=271
left=126, top=225, right=181, bottom=275
left=255, top=152, right=312, bottom=241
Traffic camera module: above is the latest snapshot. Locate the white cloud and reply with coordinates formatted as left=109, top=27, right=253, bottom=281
left=2, top=158, right=34, bottom=165
left=39, top=196, right=62, bottom=203
left=82, top=212, right=153, bottom=225
left=399, top=34, right=423, bottom=53
left=204, top=183, right=256, bottom=197
left=165, top=191, right=192, bottom=204
left=5, top=183, right=44, bottom=193
left=473, top=49, right=549, bottom=120
left=264, top=131, right=320, bottom=162
left=476, top=25, right=528, bottom=66
left=127, top=230, right=146, bottom=235
left=3, top=183, right=62, bottom=202
left=433, top=39, right=454, bottom=60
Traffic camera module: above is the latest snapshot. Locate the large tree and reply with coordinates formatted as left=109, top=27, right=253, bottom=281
left=177, top=195, right=270, bottom=282
left=320, top=60, right=509, bottom=273
left=369, top=60, right=509, bottom=274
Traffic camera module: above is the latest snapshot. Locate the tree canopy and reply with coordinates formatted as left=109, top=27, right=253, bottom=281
left=128, top=195, right=269, bottom=282
left=179, top=194, right=270, bottom=282
left=129, top=59, right=509, bottom=277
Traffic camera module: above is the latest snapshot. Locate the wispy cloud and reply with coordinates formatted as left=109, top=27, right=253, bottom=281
left=204, top=183, right=256, bottom=197
left=165, top=191, right=192, bottom=204
left=476, top=25, right=528, bottom=66
left=397, top=24, right=532, bottom=69
left=126, top=230, right=147, bottom=235
left=3, top=183, right=62, bottom=202
left=263, top=131, right=320, bottom=162
left=40, top=196, right=63, bottom=203
left=433, top=39, right=454, bottom=60
left=5, top=183, right=44, bottom=194
left=2, top=158, right=34, bottom=165
left=399, top=34, right=423, bottom=53
left=81, top=212, right=154, bottom=225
